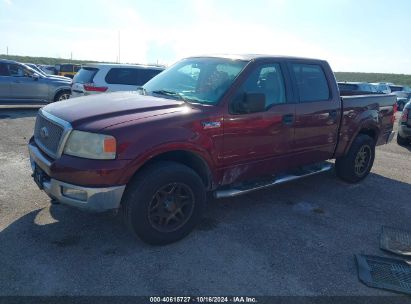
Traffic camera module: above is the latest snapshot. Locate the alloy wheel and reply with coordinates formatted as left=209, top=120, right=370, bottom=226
left=148, top=183, right=195, bottom=233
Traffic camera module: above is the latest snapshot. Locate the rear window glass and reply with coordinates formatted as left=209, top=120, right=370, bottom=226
left=105, top=68, right=162, bottom=86
left=73, top=67, right=98, bottom=83
left=60, top=65, right=73, bottom=72
left=338, top=83, right=359, bottom=91
left=389, top=86, right=403, bottom=92
left=292, top=64, right=330, bottom=102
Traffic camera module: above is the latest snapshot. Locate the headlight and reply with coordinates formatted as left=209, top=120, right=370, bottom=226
left=64, top=130, right=116, bottom=160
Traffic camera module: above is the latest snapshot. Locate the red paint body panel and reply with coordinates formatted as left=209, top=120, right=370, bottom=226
left=32, top=56, right=396, bottom=190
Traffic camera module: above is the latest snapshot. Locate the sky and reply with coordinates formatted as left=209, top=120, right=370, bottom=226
left=1, top=0, right=410, bottom=73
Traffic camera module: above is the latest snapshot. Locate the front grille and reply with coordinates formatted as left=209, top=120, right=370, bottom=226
left=34, top=113, right=65, bottom=158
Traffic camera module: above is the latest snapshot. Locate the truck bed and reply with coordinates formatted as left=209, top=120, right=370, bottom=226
left=335, top=93, right=396, bottom=157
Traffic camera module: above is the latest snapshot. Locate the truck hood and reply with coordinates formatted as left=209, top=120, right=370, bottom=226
left=43, top=91, right=185, bottom=129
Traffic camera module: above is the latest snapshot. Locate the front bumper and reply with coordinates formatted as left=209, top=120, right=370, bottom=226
left=29, top=142, right=125, bottom=212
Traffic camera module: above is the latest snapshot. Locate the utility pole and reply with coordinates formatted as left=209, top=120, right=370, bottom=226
left=6, top=46, right=8, bottom=56
left=70, top=52, right=73, bottom=61
left=118, top=30, right=121, bottom=63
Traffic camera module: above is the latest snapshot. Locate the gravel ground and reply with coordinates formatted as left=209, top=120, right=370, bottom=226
left=0, top=108, right=410, bottom=296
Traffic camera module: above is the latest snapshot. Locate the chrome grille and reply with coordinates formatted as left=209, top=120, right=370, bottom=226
left=34, top=111, right=69, bottom=158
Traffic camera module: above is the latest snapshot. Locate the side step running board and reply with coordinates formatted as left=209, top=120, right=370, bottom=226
left=214, top=163, right=333, bottom=199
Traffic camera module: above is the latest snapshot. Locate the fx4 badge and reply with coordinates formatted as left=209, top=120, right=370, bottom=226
left=202, top=121, right=221, bottom=129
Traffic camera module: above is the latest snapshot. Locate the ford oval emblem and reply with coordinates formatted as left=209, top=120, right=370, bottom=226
left=40, top=126, right=49, bottom=139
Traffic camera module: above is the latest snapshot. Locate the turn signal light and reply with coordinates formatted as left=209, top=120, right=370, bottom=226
left=104, top=137, right=116, bottom=153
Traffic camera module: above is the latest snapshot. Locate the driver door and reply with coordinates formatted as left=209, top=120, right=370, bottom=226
left=8, top=63, right=48, bottom=102
left=222, top=62, right=296, bottom=185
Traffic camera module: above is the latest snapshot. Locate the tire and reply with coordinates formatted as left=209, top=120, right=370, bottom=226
left=54, top=90, right=71, bottom=102
left=397, top=133, right=408, bottom=146
left=335, top=134, right=375, bottom=183
left=121, top=161, right=206, bottom=245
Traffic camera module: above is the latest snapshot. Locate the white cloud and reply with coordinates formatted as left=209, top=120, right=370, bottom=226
left=2, top=0, right=408, bottom=73
left=92, top=0, right=337, bottom=67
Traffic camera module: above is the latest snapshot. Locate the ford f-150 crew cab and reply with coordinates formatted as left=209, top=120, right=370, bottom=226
left=28, top=55, right=396, bottom=245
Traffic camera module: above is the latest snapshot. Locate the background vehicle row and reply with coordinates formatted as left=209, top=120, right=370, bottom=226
left=0, top=59, right=72, bottom=104
left=70, top=64, right=164, bottom=97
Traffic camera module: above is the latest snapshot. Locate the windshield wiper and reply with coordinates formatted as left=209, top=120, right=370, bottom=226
left=151, top=90, right=187, bottom=102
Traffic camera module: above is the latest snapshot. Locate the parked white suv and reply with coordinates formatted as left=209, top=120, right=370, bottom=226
left=70, top=64, right=164, bottom=98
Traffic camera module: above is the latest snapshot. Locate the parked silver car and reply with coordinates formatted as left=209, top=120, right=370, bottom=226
left=0, top=59, right=72, bottom=104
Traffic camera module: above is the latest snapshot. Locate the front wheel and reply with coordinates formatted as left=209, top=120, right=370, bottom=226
left=335, top=134, right=375, bottom=183
left=54, top=90, right=71, bottom=102
left=121, top=161, right=206, bottom=245
left=397, top=133, right=408, bottom=146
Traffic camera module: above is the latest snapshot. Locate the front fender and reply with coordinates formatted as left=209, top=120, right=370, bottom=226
left=119, top=142, right=217, bottom=187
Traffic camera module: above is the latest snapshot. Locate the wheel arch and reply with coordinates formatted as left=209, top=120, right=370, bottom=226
left=53, top=87, right=71, bottom=101
left=131, top=149, right=215, bottom=191
left=340, top=122, right=380, bottom=157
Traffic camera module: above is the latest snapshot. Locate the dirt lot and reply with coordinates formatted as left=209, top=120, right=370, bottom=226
left=0, top=108, right=410, bottom=296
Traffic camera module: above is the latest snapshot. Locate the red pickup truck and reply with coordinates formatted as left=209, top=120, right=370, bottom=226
left=29, top=55, right=396, bottom=244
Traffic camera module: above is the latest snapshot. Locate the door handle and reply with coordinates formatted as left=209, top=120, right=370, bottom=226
left=329, top=110, right=337, bottom=120
left=282, top=114, right=294, bottom=125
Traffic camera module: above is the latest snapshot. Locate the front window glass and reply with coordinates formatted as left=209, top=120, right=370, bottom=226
left=8, top=64, right=32, bottom=77
left=143, top=58, right=248, bottom=104
left=231, top=63, right=287, bottom=112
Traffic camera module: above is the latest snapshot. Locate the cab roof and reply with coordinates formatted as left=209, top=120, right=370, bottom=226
left=187, top=54, right=326, bottom=62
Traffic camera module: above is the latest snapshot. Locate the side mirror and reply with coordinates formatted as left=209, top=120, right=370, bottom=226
left=232, top=92, right=266, bottom=114
left=32, top=73, right=40, bottom=81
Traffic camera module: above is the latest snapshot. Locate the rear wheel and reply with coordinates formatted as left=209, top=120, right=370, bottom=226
left=54, top=90, right=71, bottom=102
left=397, top=133, right=408, bottom=146
left=335, top=134, right=375, bottom=183
left=121, top=161, right=206, bottom=245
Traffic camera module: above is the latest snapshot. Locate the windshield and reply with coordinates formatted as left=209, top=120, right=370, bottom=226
left=389, top=85, right=403, bottom=92
left=24, top=64, right=46, bottom=76
left=143, top=58, right=248, bottom=104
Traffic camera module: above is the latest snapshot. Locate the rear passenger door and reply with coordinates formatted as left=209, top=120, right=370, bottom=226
left=0, top=62, right=12, bottom=101
left=289, top=61, right=341, bottom=165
